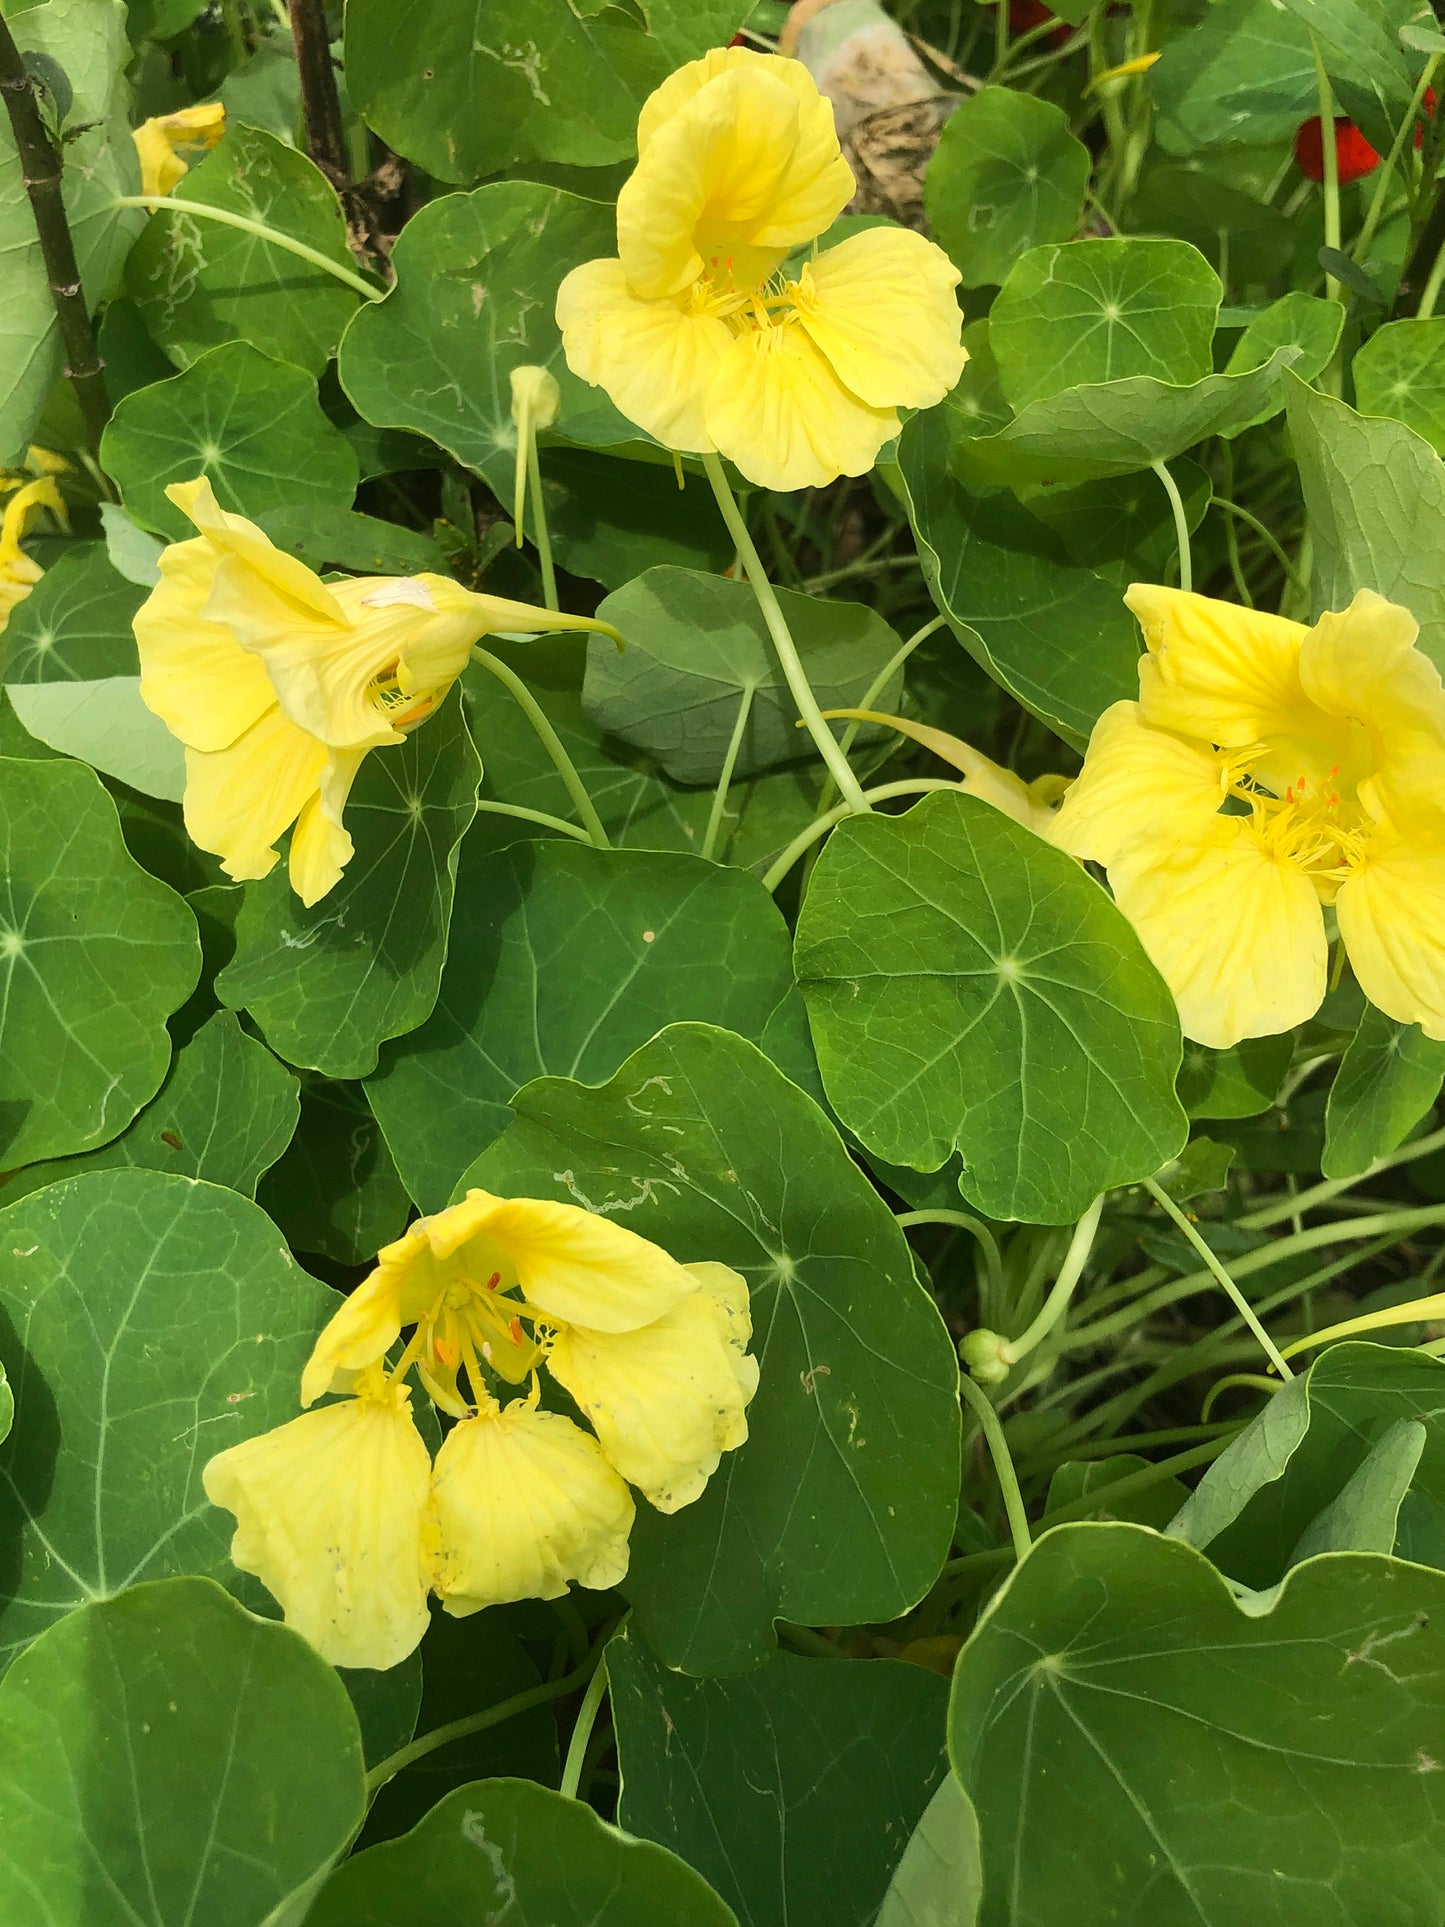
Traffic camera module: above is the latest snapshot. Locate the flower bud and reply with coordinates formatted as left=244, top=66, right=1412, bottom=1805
left=960, top=1328, right=1015, bottom=1385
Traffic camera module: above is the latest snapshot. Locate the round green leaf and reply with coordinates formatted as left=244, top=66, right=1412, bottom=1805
left=126, top=123, right=360, bottom=374
left=1129, top=166, right=1293, bottom=285
left=101, top=339, right=359, bottom=539
left=0, top=1169, right=338, bottom=1664
left=924, top=86, right=1090, bottom=290
left=793, top=791, right=1187, bottom=1223
left=367, top=836, right=819, bottom=1212
left=877, top=1777, right=983, bottom=1927
left=1177, top=1033, right=1292, bottom=1120
left=339, top=182, right=635, bottom=507
left=308, top=1777, right=738, bottom=1925
left=1150, top=0, right=1315, bottom=152
left=952, top=349, right=1299, bottom=488
left=463, top=1022, right=962, bottom=1674
left=990, top=238, right=1220, bottom=412
left=0, top=543, right=144, bottom=684
left=3, top=675, right=186, bottom=800
left=0, top=757, right=199, bottom=1168
left=1323, top=1004, right=1445, bottom=1181
left=611, top=1625, right=950, bottom=1927
left=1354, top=317, right=1445, bottom=459
left=344, top=0, right=750, bottom=183
left=951, top=1523, right=1445, bottom=1926
left=1018, top=457, right=1213, bottom=590
left=0, top=1009, right=298, bottom=1204
left=589, top=566, right=905, bottom=784
left=217, top=692, right=481, bottom=1080
left=541, top=447, right=732, bottom=588
left=896, top=403, right=1139, bottom=747
left=0, top=1576, right=366, bottom=1927
left=258, top=1076, right=411, bottom=1265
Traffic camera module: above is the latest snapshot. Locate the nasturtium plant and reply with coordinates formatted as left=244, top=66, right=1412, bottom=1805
left=5, top=0, right=1445, bottom=1916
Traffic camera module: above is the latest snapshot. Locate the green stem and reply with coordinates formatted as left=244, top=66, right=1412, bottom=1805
left=1143, top=1177, right=1294, bottom=1378
left=1417, top=235, right=1445, bottom=319
left=560, top=1660, right=610, bottom=1800
left=1212, top=498, right=1302, bottom=593
left=1239, top=1123, right=1445, bottom=1230
left=527, top=436, right=559, bottom=611
left=897, top=1207, right=1005, bottom=1301
left=701, top=453, right=870, bottom=813
left=1310, top=36, right=1342, bottom=307
left=1151, top=457, right=1192, bottom=594
left=701, top=682, right=755, bottom=863
left=1356, top=55, right=1441, bottom=264
left=1007, top=1195, right=1105, bottom=1362
left=367, top=1649, right=598, bottom=1792
left=470, top=647, right=611, bottom=850
left=474, top=799, right=593, bottom=844
left=113, top=195, right=381, bottom=301
left=813, top=612, right=947, bottom=823
left=959, top=1374, right=1032, bottom=1562
left=762, top=779, right=958, bottom=893
left=777, top=1621, right=846, bottom=1659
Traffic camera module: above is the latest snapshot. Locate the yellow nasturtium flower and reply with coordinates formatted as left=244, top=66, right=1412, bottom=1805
left=132, top=102, right=226, bottom=198
left=0, top=477, right=64, bottom=633
left=556, top=46, right=965, bottom=492
left=203, top=1189, right=759, bottom=1670
left=1052, top=584, right=1445, bottom=1049
left=133, top=478, right=616, bottom=906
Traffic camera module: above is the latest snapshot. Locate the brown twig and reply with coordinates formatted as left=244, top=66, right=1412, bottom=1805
left=0, top=12, right=109, bottom=456
left=285, top=0, right=396, bottom=275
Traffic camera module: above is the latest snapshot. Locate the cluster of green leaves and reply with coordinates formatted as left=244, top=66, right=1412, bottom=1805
left=4, top=0, right=1445, bottom=1920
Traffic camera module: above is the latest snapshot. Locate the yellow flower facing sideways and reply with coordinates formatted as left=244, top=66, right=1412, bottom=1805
left=0, top=477, right=64, bottom=633
left=1052, top=584, right=1445, bottom=1049
left=203, top=1190, right=759, bottom=1669
left=132, top=102, right=226, bottom=198
left=134, top=478, right=617, bottom=905
left=556, top=46, right=966, bottom=492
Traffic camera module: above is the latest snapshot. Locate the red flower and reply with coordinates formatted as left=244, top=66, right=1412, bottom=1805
left=1294, top=115, right=1381, bottom=185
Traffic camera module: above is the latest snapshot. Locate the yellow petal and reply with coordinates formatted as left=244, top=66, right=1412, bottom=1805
left=430, top=1401, right=633, bottom=1613
left=1127, top=584, right=1320, bottom=760
left=181, top=705, right=327, bottom=885
left=618, top=63, right=853, bottom=301
left=1050, top=701, right=1226, bottom=866
left=288, top=746, right=369, bottom=909
left=547, top=1261, right=758, bottom=1513
left=134, top=534, right=277, bottom=753
left=407, top=1188, right=698, bottom=1333
left=794, top=228, right=965, bottom=411
left=301, top=1249, right=442, bottom=1406
left=1338, top=832, right=1445, bottom=1040
left=1109, top=819, right=1328, bottom=1047
left=556, top=257, right=731, bottom=453
left=0, top=476, right=62, bottom=559
left=1298, top=589, right=1445, bottom=827
left=132, top=103, right=226, bottom=199
left=202, top=1385, right=435, bottom=1671
left=636, top=45, right=827, bottom=155
left=169, top=477, right=347, bottom=627
left=706, top=321, right=898, bottom=493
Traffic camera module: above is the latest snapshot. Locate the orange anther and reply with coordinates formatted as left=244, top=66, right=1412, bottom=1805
left=509, top=1317, right=525, bottom=1345
left=485, top=1271, right=501, bottom=1291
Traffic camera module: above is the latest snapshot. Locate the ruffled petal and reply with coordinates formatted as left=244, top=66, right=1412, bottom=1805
left=1127, top=585, right=1325, bottom=767
left=134, top=535, right=277, bottom=753
left=636, top=44, right=836, bottom=158
left=168, top=478, right=346, bottom=626
left=1299, top=589, right=1445, bottom=829
left=706, top=322, right=898, bottom=493
left=202, top=1386, right=435, bottom=1671
left=430, top=1401, right=633, bottom=1613
left=1050, top=701, right=1227, bottom=866
left=181, top=705, right=327, bottom=884
left=556, top=257, right=731, bottom=453
left=287, top=746, right=369, bottom=909
left=422, top=1188, right=697, bottom=1334
left=794, top=228, right=965, bottom=410
left=1108, top=819, right=1328, bottom=1048
left=619, top=64, right=852, bottom=300
left=546, top=1261, right=758, bottom=1513
left=1338, top=832, right=1445, bottom=1040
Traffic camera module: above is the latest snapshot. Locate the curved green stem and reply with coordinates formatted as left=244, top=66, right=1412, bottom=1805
left=114, top=194, right=382, bottom=301
left=701, top=453, right=870, bottom=813
left=762, top=779, right=958, bottom=893
left=813, top=612, right=947, bottom=823
left=471, top=647, right=611, bottom=850
left=1212, top=498, right=1302, bottom=593
left=1007, top=1195, right=1106, bottom=1362
left=474, top=799, right=593, bottom=844
left=896, top=1207, right=1006, bottom=1300
left=366, top=1648, right=598, bottom=1792
left=959, top=1374, right=1032, bottom=1562
left=701, top=682, right=755, bottom=863
left=1143, top=1178, right=1294, bottom=1378
left=1151, top=458, right=1192, bottom=594
left=560, top=1659, right=610, bottom=1801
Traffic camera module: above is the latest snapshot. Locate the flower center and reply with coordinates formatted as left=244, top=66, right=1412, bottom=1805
left=389, top=1265, right=555, bottom=1417
left=365, top=662, right=439, bottom=731
left=1222, top=752, right=1368, bottom=887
